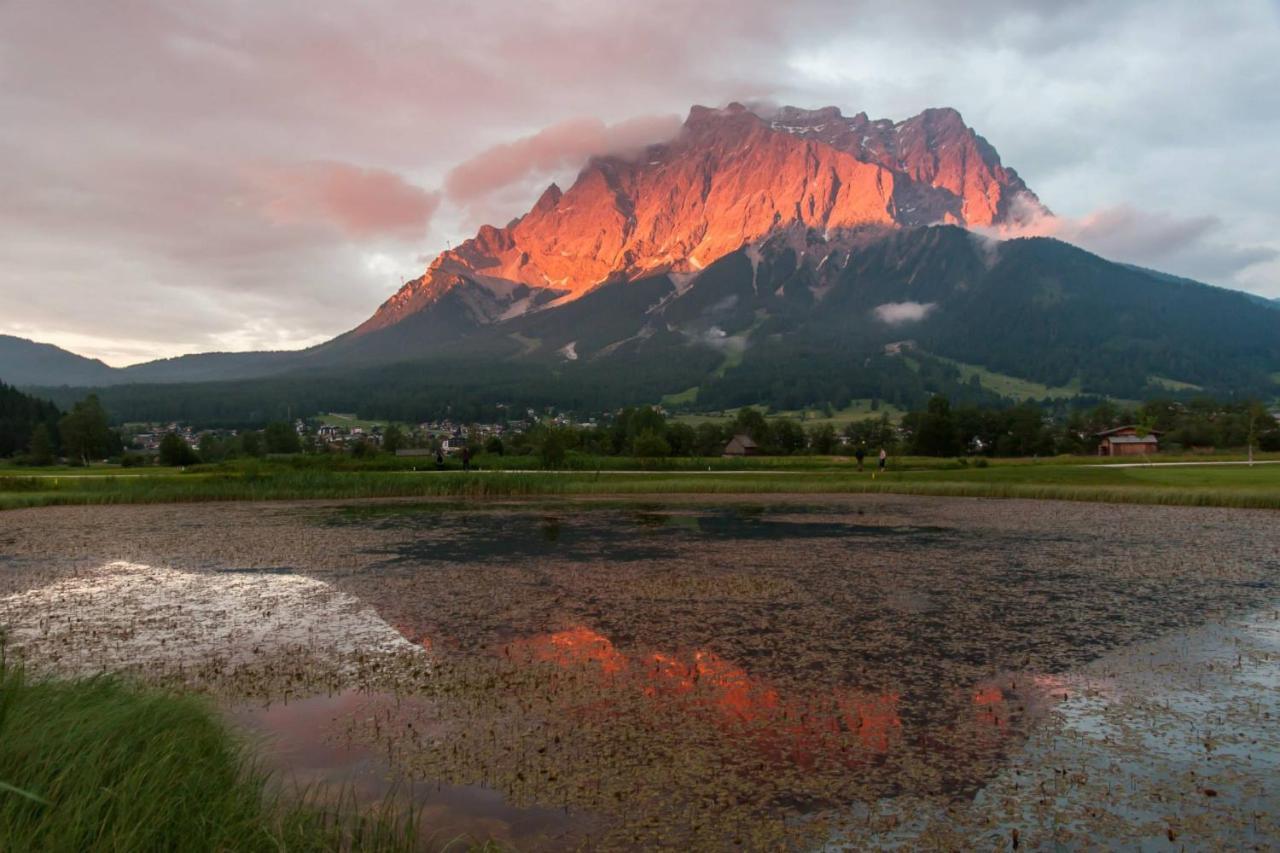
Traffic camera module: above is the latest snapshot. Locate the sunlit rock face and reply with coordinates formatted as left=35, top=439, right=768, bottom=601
left=357, top=103, right=1044, bottom=334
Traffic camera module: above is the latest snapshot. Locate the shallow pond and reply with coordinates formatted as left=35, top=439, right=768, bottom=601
left=2, top=496, right=1278, bottom=848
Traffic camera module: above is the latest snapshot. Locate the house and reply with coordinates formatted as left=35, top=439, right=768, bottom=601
left=723, top=434, right=760, bottom=457
left=1096, top=425, right=1161, bottom=457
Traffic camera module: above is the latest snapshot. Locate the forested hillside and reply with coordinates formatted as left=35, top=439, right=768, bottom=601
left=0, top=382, right=60, bottom=459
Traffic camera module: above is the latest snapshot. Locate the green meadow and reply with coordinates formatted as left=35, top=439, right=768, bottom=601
left=2, top=454, right=1279, bottom=511
left=668, top=398, right=906, bottom=427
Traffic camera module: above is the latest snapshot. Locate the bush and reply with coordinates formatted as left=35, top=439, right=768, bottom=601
left=263, top=422, right=301, bottom=455
left=25, top=424, right=55, bottom=467
left=158, top=433, right=200, bottom=467
left=631, top=429, right=671, bottom=458
left=539, top=430, right=567, bottom=468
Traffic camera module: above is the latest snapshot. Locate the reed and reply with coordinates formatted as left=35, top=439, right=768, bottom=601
left=0, top=648, right=484, bottom=851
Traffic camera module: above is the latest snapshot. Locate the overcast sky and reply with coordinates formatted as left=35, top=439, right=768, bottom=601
left=3, top=0, right=1277, bottom=365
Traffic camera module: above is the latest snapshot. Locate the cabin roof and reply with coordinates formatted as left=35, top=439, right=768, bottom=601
left=1096, top=425, right=1164, bottom=437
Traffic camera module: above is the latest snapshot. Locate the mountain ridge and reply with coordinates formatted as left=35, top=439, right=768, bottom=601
left=354, top=102, right=1044, bottom=337
left=0, top=335, right=118, bottom=387
left=5, top=102, right=1278, bottom=415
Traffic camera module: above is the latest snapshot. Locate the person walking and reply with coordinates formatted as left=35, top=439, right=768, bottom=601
left=461, top=445, right=472, bottom=472
left=435, top=448, right=445, bottom=470
left=878, top=447, right=887, bottom=472
left=854, top=445, right=866, bottom=472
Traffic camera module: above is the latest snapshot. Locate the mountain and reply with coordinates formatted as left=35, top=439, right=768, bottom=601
left=349, top=103, right=1043, bottom=342
left=0, top=335, right=118, bottom=387
left=1243, top=292, right=1280, bottom=311
left=457, top=224, right=1280, bottom=404
left=10, top=103, right=1280, bottom=420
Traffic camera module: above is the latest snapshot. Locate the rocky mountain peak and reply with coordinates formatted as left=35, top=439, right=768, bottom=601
left=355, top=102, right=1046, bottom=336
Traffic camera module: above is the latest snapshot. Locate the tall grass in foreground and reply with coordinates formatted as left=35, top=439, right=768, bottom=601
left=0, top=646, right=474, bottom=851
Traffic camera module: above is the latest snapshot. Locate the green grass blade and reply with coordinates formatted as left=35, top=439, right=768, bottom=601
left=0, top=779, right=49, bottom=805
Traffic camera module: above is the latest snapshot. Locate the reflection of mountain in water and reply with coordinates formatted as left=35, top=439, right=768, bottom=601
left=359, top=618, right=1060, bottom=849
left=509, top=624, right=1054, bottom=782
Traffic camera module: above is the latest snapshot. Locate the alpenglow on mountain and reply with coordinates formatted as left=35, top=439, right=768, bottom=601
left=356, top=103, right=1044, bottom=334
left=6, top=102, right=1278, bottom=419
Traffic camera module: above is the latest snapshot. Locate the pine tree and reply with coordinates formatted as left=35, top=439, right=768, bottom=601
left=27, top=423, right=54, bottom=466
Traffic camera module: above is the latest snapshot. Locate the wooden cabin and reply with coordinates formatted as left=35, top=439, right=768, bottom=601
left=1096, top=425, right=1161, bottom=457
left=723, top=434, right=760, bottom=457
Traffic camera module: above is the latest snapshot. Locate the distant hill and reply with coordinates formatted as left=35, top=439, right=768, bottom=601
left=0, top=335, right=117, bottom=387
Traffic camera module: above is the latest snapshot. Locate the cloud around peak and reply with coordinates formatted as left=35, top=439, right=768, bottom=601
left=444, top=114, right=683, bottom=204
left=977, top=197, right=1279, bottom=285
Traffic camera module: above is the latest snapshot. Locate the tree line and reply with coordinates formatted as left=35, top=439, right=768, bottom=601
left=504, top=398, right=1280, bottom=463
left=4, top=384, right=1277, bottom=466
left=901, top=396, right=1280, bottom=457
left=1, top=384, right=124, bottom=465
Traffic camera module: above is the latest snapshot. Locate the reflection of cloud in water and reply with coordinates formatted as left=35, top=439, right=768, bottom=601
left=0, top=561, right=419, bottom=676
left=862, top=609, right=1280, bottom=849
left=234, top=690, right=594, bottom=851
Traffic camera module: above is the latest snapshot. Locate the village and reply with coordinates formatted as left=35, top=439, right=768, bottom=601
left=114, top=396, right=1280, bottom=465
left=122, top=408, right=597, bottom=461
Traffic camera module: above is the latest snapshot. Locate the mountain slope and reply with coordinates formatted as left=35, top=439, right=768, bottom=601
left=484, top=225, right=1280, bottom=403
left=0, top=335, right=117, bottom=387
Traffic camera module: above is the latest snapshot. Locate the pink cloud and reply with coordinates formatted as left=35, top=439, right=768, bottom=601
left=444, top=114, right=683, bottom=202
left=256, top=162, right=440, bottom=240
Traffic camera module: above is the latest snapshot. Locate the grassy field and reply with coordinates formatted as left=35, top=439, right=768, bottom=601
left=660, top=386, right=700, bottom=407
left=1148, top=375, right=1204, bottom=392
left=669, top=399, right=904, bottom=428
left=929, top=355, right=1084, bottom=400
left=315, top=412, right=403, bottom=431
left=775, top=399, right=906, bottom=426
left=0, top=653, right=429, bottom=851
left=2, top=454, right=1279, bottom=510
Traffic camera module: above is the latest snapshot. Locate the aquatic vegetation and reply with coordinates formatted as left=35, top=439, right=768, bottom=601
left=2, top=495, right=1278, bottom=848
left=0, top=650, right=427, bottom=851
